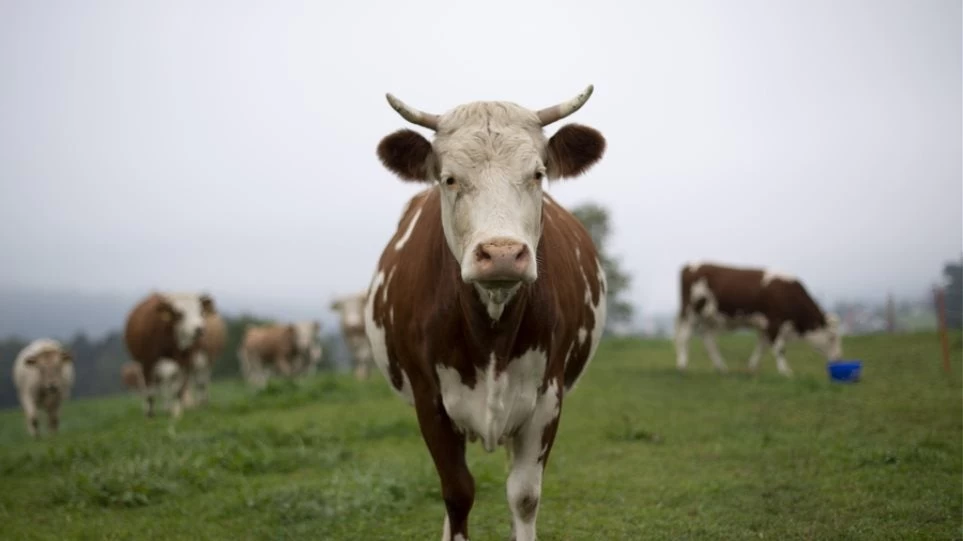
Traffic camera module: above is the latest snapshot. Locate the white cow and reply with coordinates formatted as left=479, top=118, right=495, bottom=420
left=12, top=339, right=75, bottom=438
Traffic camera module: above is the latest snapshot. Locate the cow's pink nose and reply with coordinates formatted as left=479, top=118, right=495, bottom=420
left=471, top=238, right=531, bottom=285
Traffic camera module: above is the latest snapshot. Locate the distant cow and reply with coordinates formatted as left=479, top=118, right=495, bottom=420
left=186, top=311, right=227, bottom=407
left=675, top=261, right=843, bottom=376
left=12, top=339, right=75, bottom=438
left=238, top=321, right=321, bottom=388
left=124, top=291, right=217, bottom=417
left=120, top=361, right=145, bottom=391
left=365, top=85, right=607, bottom=540
left=330, top=291, right=373, bottom=380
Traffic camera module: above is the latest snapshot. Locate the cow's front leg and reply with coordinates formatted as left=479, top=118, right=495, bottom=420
left=413, top=392, right=474, bottom=541
left=19, top=392, right=39, bottom=438
left=747, top=332, right=770, bottom=373
left=674, top=315, right=693, bottom=370
left=766, top=323, right=793, bottom=376
left=506, top=379, right=563, bottom=541
left=701, top=330, right=728, bottom=373
left=171, top=364, right=191, bottom=419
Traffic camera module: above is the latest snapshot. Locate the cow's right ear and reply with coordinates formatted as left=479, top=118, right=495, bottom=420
left=329, top=300, right=342, bottom=311
left=377, top=129, right=436, bottom=182
left=24, top=355, right=37, bottom=366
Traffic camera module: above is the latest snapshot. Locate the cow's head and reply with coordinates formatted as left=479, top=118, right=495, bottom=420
left=158, top=293, right=217, bottom=351
left=330, top=291, right=368, bottom=333
left=377, top=86, right=606, bottom=297
left=805, top=312, right=843, bottom=360
left=291, top=320, right=322, bottom=352
left=25, top=345, right=72, bottom=394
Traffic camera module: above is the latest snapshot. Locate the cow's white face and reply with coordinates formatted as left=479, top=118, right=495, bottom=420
left=292, top=320, right=321, bottom=352
left=331, top=292, right=367, bottom=332
left=377, top=86, right=605, bottom=297
left=24, top=345, right=72, bottom=393
left=162, top=293, right=215, bottom=351
left=805, top=313, right=843, bottom=360
left=433, top=105, right=548, bottom=286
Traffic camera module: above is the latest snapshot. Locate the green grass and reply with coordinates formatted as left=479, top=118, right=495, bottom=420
left=0, top=332, right=960, bottom=540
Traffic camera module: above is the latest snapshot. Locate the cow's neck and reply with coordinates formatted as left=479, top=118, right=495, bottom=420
left=458, top=282, right=531, bottom=364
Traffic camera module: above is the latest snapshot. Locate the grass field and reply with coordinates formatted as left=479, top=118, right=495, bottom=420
left=0, top=332, right=960, bottom=540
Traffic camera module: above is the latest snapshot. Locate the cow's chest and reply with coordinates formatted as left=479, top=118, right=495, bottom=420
left=434, top=348, right=548, bottom=453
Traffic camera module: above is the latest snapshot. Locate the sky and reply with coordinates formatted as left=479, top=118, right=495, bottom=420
left=0, top=0, right=960, bottom=323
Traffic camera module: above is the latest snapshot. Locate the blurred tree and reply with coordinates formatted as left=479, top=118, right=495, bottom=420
left=570, top=202, right=634, bottom=334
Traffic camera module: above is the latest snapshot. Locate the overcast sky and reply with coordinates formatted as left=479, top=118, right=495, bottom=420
left=0, top=0, right=960, bottom=320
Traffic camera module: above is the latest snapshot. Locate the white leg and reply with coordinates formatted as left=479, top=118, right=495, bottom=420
left=505, top=382, right=561, bottom=541
left=674, top=315, right=693, bottom=370
left=773, top=334, right=793, bottom=376
left=19, top=392, right=38, bottom=438
left=143, top=380, right=157, bottom=417
left=701, top=330, right=728, bottom=373
left=747, top=333, right=769, bottom=373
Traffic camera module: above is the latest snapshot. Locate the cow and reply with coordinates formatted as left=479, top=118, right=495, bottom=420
left=123, top=291, right=217, bottom=417
left=238, top=321, right=321, bottom=387
left=364, top=85, right=607, bottom=541
left=330, top=291, right=373, bottom=380
left=674, top=261, right=843, bottom=376
left=12, top=339, right=75, bottom=438
left=121, top=361, right=145, bottom=391
left=186, top=311, right=227, bottom=407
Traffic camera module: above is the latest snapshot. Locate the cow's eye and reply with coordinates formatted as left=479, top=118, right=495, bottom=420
left=534, top=170, right=545, bottom=182
left=443, top=176, right=456, bottom=187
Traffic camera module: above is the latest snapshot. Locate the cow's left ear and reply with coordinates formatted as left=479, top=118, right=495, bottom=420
left=377, top=129, right=436, bottom=182
left=60, top=351, right=73, bottom=363
left=545, top=124, right=606, bottom=180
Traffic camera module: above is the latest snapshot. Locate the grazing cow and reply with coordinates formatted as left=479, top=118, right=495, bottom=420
left=674, top=261, right=843, bottom=376
left=330, top=291, right=373, bottom=380
left=187, top=311, right=227, bottom=407
left=124, top=291, right=216, bottom=417
left=365, top=85, right=607, bottom=541
left=12, top=339, right=74, bottom=438
left=238, top=321, right=320, bottom=387
left=120, top=361, right=145, bottom=391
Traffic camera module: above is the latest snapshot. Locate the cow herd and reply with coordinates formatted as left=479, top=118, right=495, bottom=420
left=7, top=85, right=844, bottom=541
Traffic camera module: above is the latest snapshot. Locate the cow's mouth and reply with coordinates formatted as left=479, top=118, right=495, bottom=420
left=476, top=279, right=521, bottom=291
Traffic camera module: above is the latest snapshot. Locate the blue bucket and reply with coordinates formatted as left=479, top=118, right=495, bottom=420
left=827, top=360, right=862, bottom=383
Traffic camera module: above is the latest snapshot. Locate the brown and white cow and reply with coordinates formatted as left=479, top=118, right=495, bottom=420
left=123, top=291, right=216, bottom=417
left=12, top=339, right=75, bottom=438
left=238, top=321, right=321, bottom=387
left=364, top=86, right=607, bottom=541
left=674, top=261, right=843, bottom=376
left=330, top=291, right=373, bottom=380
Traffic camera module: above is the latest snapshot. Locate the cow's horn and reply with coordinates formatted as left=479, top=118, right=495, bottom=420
left=536, top=85, right=595, bottom=127
left=385, top=93, right=440, bottom=130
